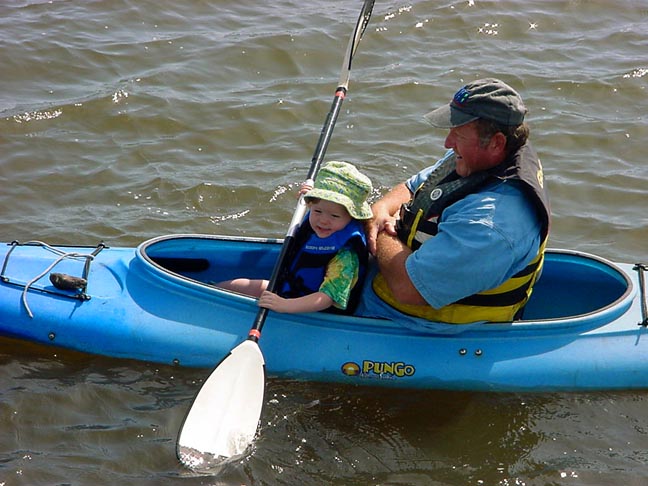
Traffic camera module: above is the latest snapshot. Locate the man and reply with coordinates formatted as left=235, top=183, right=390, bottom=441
left=358, top=78, right=550, bottom=329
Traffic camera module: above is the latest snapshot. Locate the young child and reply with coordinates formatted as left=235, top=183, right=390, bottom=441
left=217, top=161, right=373, bottom=315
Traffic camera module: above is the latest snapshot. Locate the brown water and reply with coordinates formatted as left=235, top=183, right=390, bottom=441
left=1, top=0, right=648, bottom=484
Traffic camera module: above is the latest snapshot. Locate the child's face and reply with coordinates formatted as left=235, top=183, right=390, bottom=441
left=308, top=199, right=352, bottom=239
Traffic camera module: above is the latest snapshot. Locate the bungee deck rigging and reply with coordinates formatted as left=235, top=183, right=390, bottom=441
left=0, top=240, right=106, bottom=317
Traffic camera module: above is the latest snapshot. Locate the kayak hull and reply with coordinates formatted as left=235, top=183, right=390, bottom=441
left=0, top=234, right=646, bottom=391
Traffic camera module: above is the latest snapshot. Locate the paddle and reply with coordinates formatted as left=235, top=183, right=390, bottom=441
left=176, top=0, right=375, bottom=469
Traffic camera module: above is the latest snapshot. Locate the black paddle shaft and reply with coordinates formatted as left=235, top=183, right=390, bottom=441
left=247, top=87, right=348, bottom=343
left=247, top=0, right=375, bottom=342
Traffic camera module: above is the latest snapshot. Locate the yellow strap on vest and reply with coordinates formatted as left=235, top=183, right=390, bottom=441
left=372, top=238, right=547, bottom=324
left=406, top=208, right=425, bottom=249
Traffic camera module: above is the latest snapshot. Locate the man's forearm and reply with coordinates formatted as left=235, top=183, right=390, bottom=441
left=375, top=231, right=427, bottom=305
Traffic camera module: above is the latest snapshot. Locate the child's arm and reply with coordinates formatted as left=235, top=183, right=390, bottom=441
left=257, top=290, right=333, bottom=314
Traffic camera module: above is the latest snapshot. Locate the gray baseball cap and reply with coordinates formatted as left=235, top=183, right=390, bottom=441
left=424, top=78, right=527, bottom=128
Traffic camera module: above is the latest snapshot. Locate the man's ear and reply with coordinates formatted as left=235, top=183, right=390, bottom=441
left=489, top=131, right=507, bottom=152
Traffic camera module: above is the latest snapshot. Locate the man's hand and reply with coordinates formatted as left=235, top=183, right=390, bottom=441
left=366, top=208, right=398, bottom=256
left=366, top=183, right=411, bottom=255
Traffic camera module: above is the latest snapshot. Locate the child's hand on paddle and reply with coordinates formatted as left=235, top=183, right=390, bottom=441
left=258, top=290, right=289, bottom=312
left=297, top=178, right=314, bottom=198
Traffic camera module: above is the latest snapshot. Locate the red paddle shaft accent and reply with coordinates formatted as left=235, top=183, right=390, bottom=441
left=248, top=329, right=261, bottom=340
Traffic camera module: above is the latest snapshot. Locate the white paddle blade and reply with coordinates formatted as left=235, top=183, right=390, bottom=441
left=177, top=340, right=265, bottom=469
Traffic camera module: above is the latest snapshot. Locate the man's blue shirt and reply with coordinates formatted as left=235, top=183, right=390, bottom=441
left=357, top=150, right=542, bottom=331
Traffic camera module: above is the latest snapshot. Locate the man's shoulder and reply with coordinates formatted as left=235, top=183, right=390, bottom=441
left=483, top=178, right=528, bottom=197
left=445, top=179, right=537, bottom=227
left=460, top=178, right=529, bottom=206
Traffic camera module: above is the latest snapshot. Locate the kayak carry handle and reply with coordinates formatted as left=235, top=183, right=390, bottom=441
left=635, top=263, right=648, bottom=327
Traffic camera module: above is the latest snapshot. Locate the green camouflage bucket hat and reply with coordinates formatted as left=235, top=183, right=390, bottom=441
left=305, top=161, right=373, bottom=220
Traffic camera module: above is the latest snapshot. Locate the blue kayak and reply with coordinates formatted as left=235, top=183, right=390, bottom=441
left=0, top=234, right=646, bottom=391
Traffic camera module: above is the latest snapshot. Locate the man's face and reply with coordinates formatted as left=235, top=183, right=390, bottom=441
left=444, top=121, right=497, bottom=177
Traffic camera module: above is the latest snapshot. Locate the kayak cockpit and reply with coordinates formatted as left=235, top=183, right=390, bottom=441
left=522, top=249, right=632, bottom=321
left=138, top=234, right=281, bottom=287
left=137, top=235, right=636, bottom=329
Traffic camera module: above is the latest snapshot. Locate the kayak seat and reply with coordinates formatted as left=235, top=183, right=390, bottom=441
left=150, top=256, right=210, bottom=274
